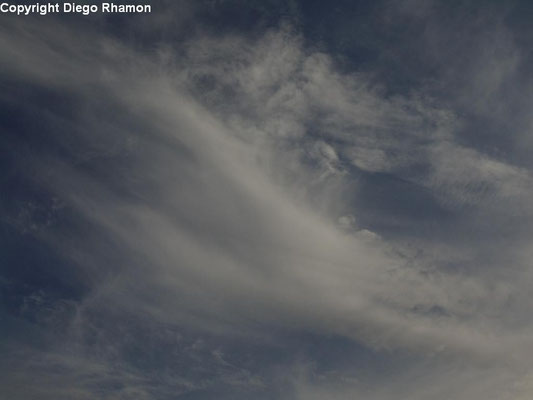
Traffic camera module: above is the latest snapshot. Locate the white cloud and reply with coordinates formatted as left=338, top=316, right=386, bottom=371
left=3, top=14, right=533, bottom=400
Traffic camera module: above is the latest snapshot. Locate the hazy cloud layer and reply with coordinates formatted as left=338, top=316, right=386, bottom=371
left=2, top=1, right=533, bottom=399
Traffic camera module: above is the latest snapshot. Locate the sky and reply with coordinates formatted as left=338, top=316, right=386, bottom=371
left=2, top=0, right=533, bottom=399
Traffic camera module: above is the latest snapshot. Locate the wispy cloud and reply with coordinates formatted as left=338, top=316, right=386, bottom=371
left=2, top=4, right=533, bottom=398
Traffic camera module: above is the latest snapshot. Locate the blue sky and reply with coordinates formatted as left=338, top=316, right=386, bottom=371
left=2, top=1, right=533, bottom=398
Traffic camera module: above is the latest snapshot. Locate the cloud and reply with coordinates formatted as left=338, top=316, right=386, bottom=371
left=2, top=6, right=533, bottom=399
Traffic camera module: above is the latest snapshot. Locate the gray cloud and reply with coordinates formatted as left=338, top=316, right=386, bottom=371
left=2, top=4, right=533, bottom=399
